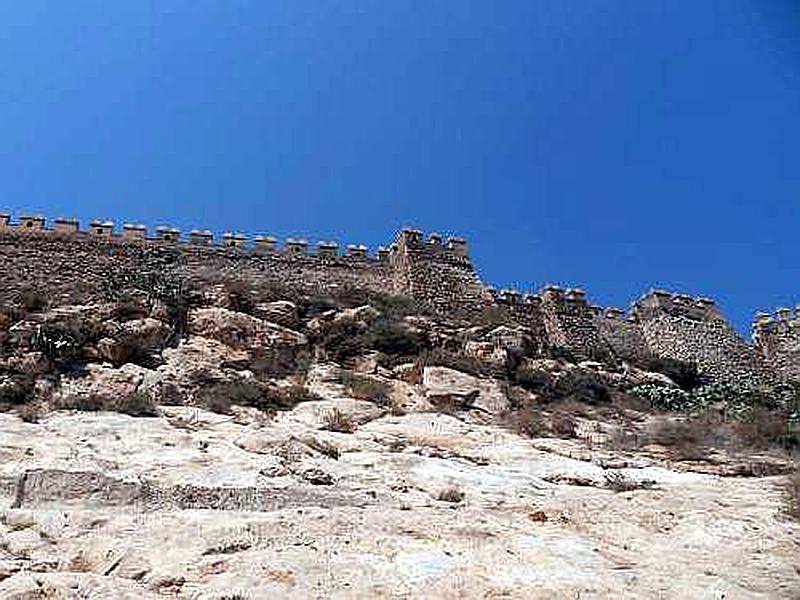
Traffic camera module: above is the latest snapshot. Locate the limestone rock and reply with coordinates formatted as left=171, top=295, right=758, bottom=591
left=187, top=307, right=306, bottom=351
left=422, top=366, right=509, bottom=414
left=252, top=300, right=300, bottom=329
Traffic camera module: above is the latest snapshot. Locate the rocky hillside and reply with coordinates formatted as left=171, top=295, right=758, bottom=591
left=0, top=278, right=798, bottom=597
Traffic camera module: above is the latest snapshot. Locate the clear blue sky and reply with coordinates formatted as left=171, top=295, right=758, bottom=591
left=1, top=1, right=797, bottom=332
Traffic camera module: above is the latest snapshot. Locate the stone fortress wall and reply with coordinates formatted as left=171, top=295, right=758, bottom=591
left=753, top=308, right=800, bottom=383
left=0, top=212, right=795, bottom=384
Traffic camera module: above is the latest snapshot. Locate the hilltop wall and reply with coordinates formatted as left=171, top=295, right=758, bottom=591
left=631, top=291, right=772, bottom=385
left=0, top=212, right=794, bottom=385
left=753, top=308, right=800, bottom=383
left=0, top=216, right=481, bottom=313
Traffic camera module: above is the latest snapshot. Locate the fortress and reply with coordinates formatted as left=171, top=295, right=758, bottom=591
left=0, top=212, right=796, bottom=385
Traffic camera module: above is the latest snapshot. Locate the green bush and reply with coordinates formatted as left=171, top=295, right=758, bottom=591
left=32, top=325, right=80, bottom=362
left=513, top=365, right=610, bottom=405
left=316, top=315, right=429, bottom=365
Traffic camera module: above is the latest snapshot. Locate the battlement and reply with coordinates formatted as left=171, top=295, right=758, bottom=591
left=633, top=289, right=721, bottom=322
left=752, top=306, right=800, bottom=331
left=0, top=212, right=397, bottom=260
left=394, top=227, right=472, bottom=263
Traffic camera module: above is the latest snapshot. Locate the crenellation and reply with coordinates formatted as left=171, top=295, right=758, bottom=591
left=90, top=220, right=115, bottom=237
left=53, top=218, right=80, bottom=235
left=284, top=238, right=308, bottom=256
left=222, top=232, right=247, bottom=248
left=155, top=226, right=180, bottom=243
left=446, top=236, right=469, bottom=261
left=316, top=241, right=339, bottom=258
left=122, top=223, right=147, bottom=240
left=254, top=235, right=277, bottom=253
left=190, top=230, right=214, bottom=245
left=498, top=289, right=522, bottom=304
left=346, top=244, right=368, bottom=259
left=18, top=215, right=46, bottom=230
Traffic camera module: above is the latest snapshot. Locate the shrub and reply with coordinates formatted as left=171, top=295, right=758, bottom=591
left=341, top=372, right=391, bottom=406
left=513, top=366, right=552, bottom=393
left=224, top=280, right=255, bottom=315
left=111, top=298, right=148, bottom=321
left=505, top=406, right=546, bottom=438
left=0, top=375, right=35, bottom=407
left=546, top=346, right=577, bottom=363
left=604, top=471, right=656, bottom=493
left=117, top=392, right=159, bottom=417
left=258, top=384, right=320, bottom=412
left=733, top=408, right=798, bottom=451
left=368, top=319, right=428, bottom=358
left=18, top=402, right=47, bottom=423
left=437, top=487, right=465, bottom=503
left=512, top=364, right=611, bottom=405
left=323, top=408, right=355, bottom=433
left=550, top=410, right=578, bottom=438
left=629, top=384, right=694, bottom=411
left=316, top=315, right=428, bottom=365
left=195, top=381, right=321, bottom=415
left=553, top=371, right=610, bottom=405
left=646, top=414, right=729, bottom=460
left=16, top=286, right=48, bottom=313
left=32, top=325, right=80, bottom=361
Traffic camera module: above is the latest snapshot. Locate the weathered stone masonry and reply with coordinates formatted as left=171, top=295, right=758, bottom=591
left=0, top=213, right=795, bottom=384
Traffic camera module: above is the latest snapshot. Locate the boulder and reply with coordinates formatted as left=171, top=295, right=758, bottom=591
left=252, top=300, right=300, bottom=329
left=97, top=317, right=169, bottom=364
left=187, top=307, right=306, bottom=351
left=422, top=366, right=509, bottom=414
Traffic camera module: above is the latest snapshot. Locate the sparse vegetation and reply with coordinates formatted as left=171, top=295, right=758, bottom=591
left=194, top=380, right=320, bottom=415
left=437, top=486, right=465, bottom=503
left=604, top=471, right=656, bottom=493
left=16, top=286, right=48, bottom=313
left=57, top=391, right=159, bottom=417
left=513, top=365, right=611, bottom=405
left=323, top=408, right=355, bottom=433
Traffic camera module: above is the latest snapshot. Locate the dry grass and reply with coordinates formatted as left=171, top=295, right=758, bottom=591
left=323, top=408, right=356, bottom=433
left=604, top=471, right=656, bottom=493
left=437, top=486, right=465, bottom=503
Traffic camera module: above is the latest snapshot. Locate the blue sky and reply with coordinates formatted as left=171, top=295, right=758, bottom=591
left=0, top=1, right=797, bottom=332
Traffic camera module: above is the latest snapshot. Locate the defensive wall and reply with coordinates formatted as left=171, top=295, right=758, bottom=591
left=0, top=212, right=795, bottom=384
left=753, top=307, right=800, bottom=383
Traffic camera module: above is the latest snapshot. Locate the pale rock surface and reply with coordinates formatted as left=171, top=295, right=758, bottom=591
left=0, top=407, right=797, bottom=598
left=422, top=366, right=510, bottom=414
